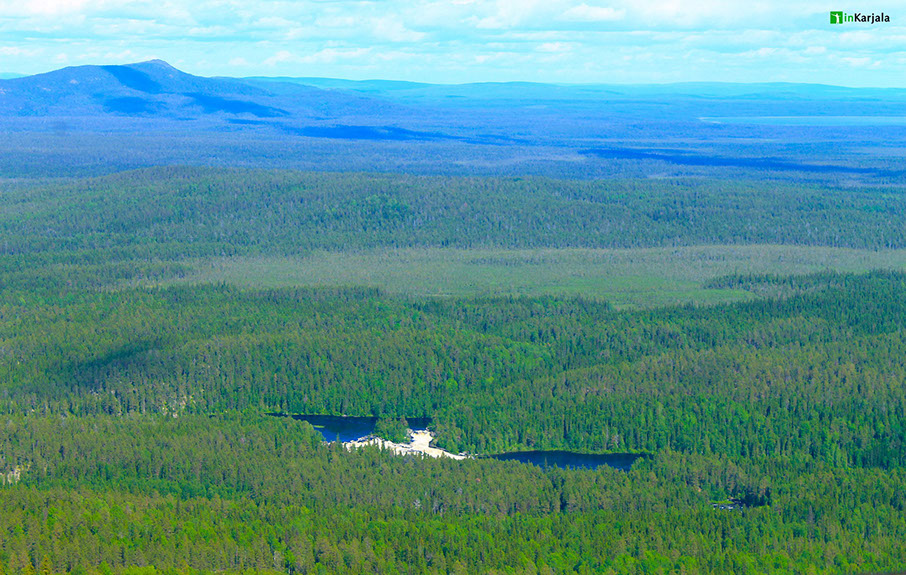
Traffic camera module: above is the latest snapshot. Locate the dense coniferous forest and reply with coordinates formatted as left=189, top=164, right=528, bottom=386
left=1, top=273, right=906, bottom=573
left=0, top=165, right=904, bottom=573
left=2, top=167, right=906, bottom=296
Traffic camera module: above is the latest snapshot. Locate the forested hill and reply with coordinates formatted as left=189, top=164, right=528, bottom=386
left=2, top=271, right=905, bottom=461
left=3, top=167, right=904, bottom=261
left=0, top=59, right=393, bottom=121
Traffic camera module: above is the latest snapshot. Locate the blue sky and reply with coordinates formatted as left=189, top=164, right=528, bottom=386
left=1, top=0, right=904, bottom=85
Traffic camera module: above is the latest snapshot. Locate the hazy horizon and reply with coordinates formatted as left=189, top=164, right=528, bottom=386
left=5, top=58, right=906, bottom=91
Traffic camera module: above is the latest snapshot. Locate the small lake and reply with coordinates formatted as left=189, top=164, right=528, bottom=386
left=269, top=413, right=432, bottom=443
left=489, top=450, right=646, bottom=471
left=270, top=414, right=647, bottom=470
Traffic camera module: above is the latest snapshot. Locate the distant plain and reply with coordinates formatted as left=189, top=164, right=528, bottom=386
left=189, top=245, right=906, bottom=307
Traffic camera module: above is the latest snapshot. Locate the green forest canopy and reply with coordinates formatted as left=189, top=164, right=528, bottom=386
left=1, top=166, right=905, bottom=573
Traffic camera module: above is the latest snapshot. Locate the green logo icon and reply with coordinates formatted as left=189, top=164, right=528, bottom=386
left=830, top=11, right=843, bottom=23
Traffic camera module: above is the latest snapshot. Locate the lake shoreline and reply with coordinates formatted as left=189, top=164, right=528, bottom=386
left=269, top=412, right=648, bottom=470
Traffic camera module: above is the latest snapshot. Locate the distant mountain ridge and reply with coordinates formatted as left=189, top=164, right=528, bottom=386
left=2, top=60, right=905, bottom=180
left=246, top=75, right=906, bottom=105
left=0, top=59, right=394, bottom=121
left=5, top=60, right=906, bottom=123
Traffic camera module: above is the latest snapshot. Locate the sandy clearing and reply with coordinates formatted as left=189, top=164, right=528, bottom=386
left=344, top=429, right=467, bottom=460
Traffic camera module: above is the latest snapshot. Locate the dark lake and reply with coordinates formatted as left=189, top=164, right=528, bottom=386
left=269, top=414, right=647, bottom=470
left=268, top=413, right=432, bottom=443
left=488, top=450, right=646, bottom=471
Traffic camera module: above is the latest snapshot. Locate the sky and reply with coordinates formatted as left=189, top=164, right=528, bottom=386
left=0, top=0, right=904, bottom=85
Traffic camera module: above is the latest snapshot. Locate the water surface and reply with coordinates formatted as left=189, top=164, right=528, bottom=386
left=270, top=413, right=432, bottom=443
left=489, top=450, right=646, bottom=471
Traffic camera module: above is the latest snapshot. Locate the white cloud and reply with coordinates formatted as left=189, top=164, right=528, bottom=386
left=629, top=0, right=785, bottom=27
left=299, top=47, right=371, bottom=64
left=0, top=46, right=38, bottom=55
left=741, top=46, right=777, bottom=58
left=313, top=15, right=357, bottom=28
left=406, top=1, right=473, bottom=28
left=836, top=29, right=887, bottom=47
left=2, top=0, right=93, bottom=16
left=562, top=4, right=624, bottom=22
left=537, top=42, right=572, bottom=52
left=263, top=50, right=293, bottom=66
left=262, top=46, right=373, bottom=67
left=372, top=16, right=426, bottom=42
left=842, top=56, right=877, bottom=68
left=102, top=48, right=142, bottom=60
left=473, top=0, right=549, bottom=29
left=254, top=16, right=298, bottom=28
left=186, top=25, right=233, bottom=37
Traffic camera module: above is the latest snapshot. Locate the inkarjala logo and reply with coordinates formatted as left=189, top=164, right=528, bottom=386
left=830, top=11, right=890, bottom=23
